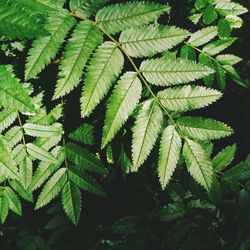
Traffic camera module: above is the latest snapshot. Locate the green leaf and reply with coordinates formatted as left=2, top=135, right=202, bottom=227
left=23, top=123, right=63, bottom=138
left=216, top=54, right=242, bottom=66
left=35, top=135, right=62, bottom=151
left=61, top=181, right=82, bottom=225
left=25, top=12, right=77, bottom=80
left=132, top=100, right=163, bottom=171
left=26, top=143, right=57, bottom=163
left=0, top=66, right=35, bottom=114
left=176, top=116, right=233, bottom=140
left=69, top=123, right=94, bottom=145
left=157, top=85, right=222, bottom=112
left=212, top=144, right=236, bottom=171
left=53, top=20, right=103, bottom=99
left=218, top=19, right=231, bottom=38
left=12, top=144, right=27, bottom=165
left=4, top=187, right=22, bottom=215
left=183, top=138, right=213, bottom=190
left=202, top=38, right=237, bottom=56
left=0, top=195, right=9, bottom=224
left=187, top=26, right=217, bottom=47
left=4, top=126, right=23, bottom=149
left=214, top=61, right=226, bottom=90
left=65, top=142, right=107, bottom=174
left=0, top=109, right=18, bottom=133
left=70, top=0, right=108, bottom=18
left=9, top=180, right=33, bottom=202
left=180, top=45, right=196, bottom=61
left=96, top=1, right=170, bottom=34
left=81, top=41, right=124, bottom=117
left=35, top=168, right=67, bottom=209
left=68, top=165, right=106, bottom=196
left=203, top=4, right=218, bottom=25
left=102, top=72, right=142, bottom=148
left=119, top=24, right=189, bottom=58
left=140, top=58, right=214, bottom=86
left=199, top=53, right=214, bottom=87
left=215, top=2, right=248, bottom=16
left=0, top=136, right=19, bottom=180
left=20, top=157, right=33, bottom=189
left=158, top=126, right=182, bottom=190
left=30, top=146, right=64, bottom=191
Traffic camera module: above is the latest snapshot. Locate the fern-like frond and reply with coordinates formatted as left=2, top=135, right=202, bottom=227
left=12, top=144, right=26, bottom=165
left=35, top=168, right=67, bottom=209
left=68, top=165, right=106, bottom=196
left=61, top=181, right=82, bottom=225
left=69, top=124, right=94, bottom=145
left=26, top=143, right=57, bottom=163
left=25, top=12, right=76, bottom=80
left=132, top=100, right=163, bottom=171
left=20, top=157, right=33, bottom=189
left=4, top=126, right=23, bottom=149
left=183, top=138, right=213, bottom=190
left=9, top=180, right=33, bottom=202
left=0, top=109, right=18, bottom=133
left=65, top=142, right=107, bottom=174
left=215, top=2, right=248, bottom=16
left=119, top=25, right=190, bottom=58
left=0, top=1, right=44, bottom=39
left=176, top=116, right=233, bottom=140
left=53, top=20, right=103, bottom=99
left=140, top=58, right=214, bottom=86
left=0, top=137, right=19, bottom=180
left=202, top=38, right=237, bottom=56
left=30, top=146, right=64, bottom=191
left=102, top=72, right=142, bottom=148
left=81, top=41, right=124, bottom=117
left=157, top=85, right=222, bottom=112
left=216, top=54, right=242, bottom=66
left=70, top=0, right=108, bottom=18
left=35, top=135, right=62, bottom=151
left=23, top=123, right=63, bottom=138
left=158, top=126, right=182, bottom=190
left=96, top=1, right=170, bottom=34
left=0, top=196, right=9, bottom=224
left=4, top=187, right=22, bottom=215
left=187, top=26, right=217, bottom=47
left=0, top=66, right=35, bottom=114
left=212, top=144, right=236, bottom=171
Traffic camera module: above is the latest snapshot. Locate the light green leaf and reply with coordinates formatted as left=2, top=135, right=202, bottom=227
left=23, top=123, right=63, bottom=138
left=0, top=66, right=35, bottom=114
left=158, top=126, right=182, bottom=190
left=216, top=54, right=242, bottom=66
left=215, top=2, right=248, bottom=16
left=102, top=72, right=142, bottom=148
left=176, top=116, right=233, bottom=140
left=4, top=126, right=23, bottom=149
left=212, top=144, right=236, bottom=171
left=0, top=136, right=19, bottom=180
left=35, top=168, right=67, bottom=209
left=140, top=58, right=214, bottom=86
left=187, top=26, right=217, bottom=47
left=183, top=138, right=213, bottom=190
left=120, top=24, right=189, bottom=58
left=26, top=143, right=57, bottom=163
left=9, top=180, right=33, bottom=202
left=132, top=100, right=163, bottom=171
left=53, top=20, right=103, bottom=99
left=0, top=109, right=18, bottom=133
left=202, top=38, right=237, bottom=56
left=25, top=12, right=77, bottom=80
left=96, top=1, right=170, bottom=34
left=20, top=156, right=33, bottom=189
left=81, top=41, right=124, bottom=117
left=157, top=85, right=222, bottom=112
left=4, top=187, right=22, bottom=215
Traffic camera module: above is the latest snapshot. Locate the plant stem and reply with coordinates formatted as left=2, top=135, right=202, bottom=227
left=17, top=112, right=26, bottom=145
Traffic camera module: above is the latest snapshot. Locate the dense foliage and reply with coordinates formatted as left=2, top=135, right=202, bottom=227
left=0, top=0, right=249, bottom=249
